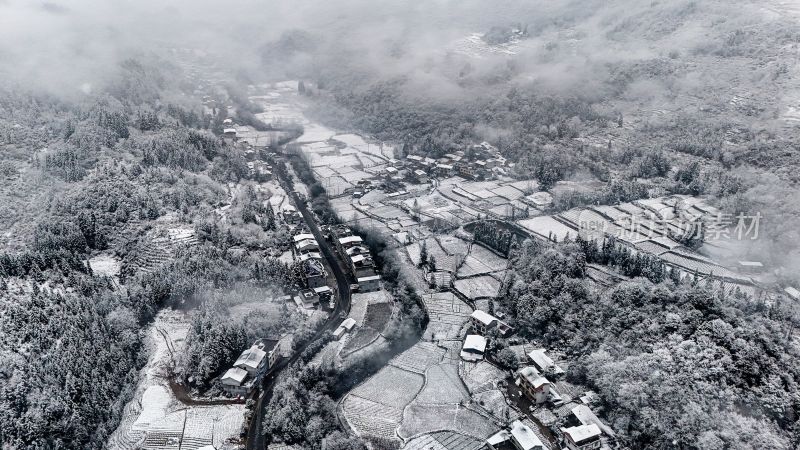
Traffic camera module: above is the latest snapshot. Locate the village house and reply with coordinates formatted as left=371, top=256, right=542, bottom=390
left=221, top=367, right=251, bottom=397
left=302, top=259, right=326, bottom=289
left=412, top=169, right=429, bottom=184
left=350, top=254, right=376, bottom=278
left=528, top=348, right=564, bottom=375
left=406, top=154, right=424, bottom=168
left=298, top=252, right=322, bottom=262
left=356, top=274, right=381, bottom=292
left=561, top=424, right=602, bottom=450
left=295, top=238, right=319, bottom=254
left=568, top=404, right=615, bottom=438
left=234, top=344, right=268, bottom=377
left=470, top=310, right=513, bottom=336
left=294, top=288, right=320, bottom=309
left=221, top=339, right=284, bottom=396
left=517, top=366, right=563, bottom=405
left=223, top=128, right=237, bottom=140
left=281, top=205, right=301, bottom=225
left=460, top=334, right=487, bottom=361
left=337, top=235, right=364, bottom=254
left=486, top=420, right=545, bottom=450
left=435, top=163, right=455, bottom=177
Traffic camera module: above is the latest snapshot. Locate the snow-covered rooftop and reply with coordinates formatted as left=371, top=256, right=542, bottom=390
left=462, top=334, right=487, bottom=353
left=510, top=420, right=544, bottom=450
left=471, top=309, right=497, bottom=326
left=221, top=367, right=248, bottom=385
left=234, top=345, right=266, bottom=371
left=562, top=424, right=602, bottom=444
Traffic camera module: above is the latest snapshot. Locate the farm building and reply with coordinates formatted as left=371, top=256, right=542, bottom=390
left=562, top=424, right=602, bottom=450
left=737, top=261, right=764, bottom=274
left=486, top=420, right=545, bottom=450
left=517, top=366, right=563, bottom=405
left=356, top=274, right=381, bottom=292
left=460, top=334, right=487, bottom=361
left=528, top=348, right=564, bottom=375
left=220, top=367, right=251, bottom=396
left=568, top=404, right=615, bottom=438
left=785, top=286, right=800, bottom=300
left=333, top=318, right=357, bottom=340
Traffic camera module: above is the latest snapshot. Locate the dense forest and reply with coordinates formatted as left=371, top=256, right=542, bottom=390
left=0, top=55, right=285, bottom=448
left=496, top=238, right=800, bottom=448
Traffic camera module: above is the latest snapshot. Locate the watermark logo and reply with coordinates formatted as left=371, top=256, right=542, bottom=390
left=577, top=210, right=761, bottom=242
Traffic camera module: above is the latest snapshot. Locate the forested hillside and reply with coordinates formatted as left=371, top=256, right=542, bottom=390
left=496, top=238, right=800, bottom=448
left=0, top=56, right=290, bottom=448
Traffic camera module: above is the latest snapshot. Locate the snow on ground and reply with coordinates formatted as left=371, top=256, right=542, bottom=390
left=107, top=310, right=244, bottom=450
left=89, top=253, right=121, bottom=277
left=517, top=216, right=578, bottom=241
left=398, top=402, right=498, bottom=441
left=416, top=363, right=470, bottom=404
left=278, top=249, right=294, bottom=264
left=454, top=275, right=502, bottom=300
left=423, top=292, right=473, bottom=341
left=402, top=431, right=484, bottom=450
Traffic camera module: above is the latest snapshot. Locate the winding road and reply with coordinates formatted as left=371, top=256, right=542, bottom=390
left=245, top=154, right=354, bottom=450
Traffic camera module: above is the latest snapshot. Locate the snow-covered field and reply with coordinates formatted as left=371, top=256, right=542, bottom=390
left=89, top=253, right=121, bottom=277
left=454, top=275, right=502, bottom=300
left=107, top=310, right=244, bottom=450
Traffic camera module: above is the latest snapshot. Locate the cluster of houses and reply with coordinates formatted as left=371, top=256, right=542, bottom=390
left=220, top=337, right=290, bottom=397
left=291, top=232, right=334, bottom=311
left=484, top=347, right=609, bottom=450
left=460, top=309, right=513, bottom=362
left=330, top=225, right=381, bottom=292
left=457, top=309, right=612, bottom=449
left=513, top=348, right=612, bottom=450
left=382, top=141, right=511, bottom=186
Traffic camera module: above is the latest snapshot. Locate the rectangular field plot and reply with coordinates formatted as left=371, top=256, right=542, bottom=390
left=517, top=215, right=577, bottom=241
left=350, top=365, right=424, bottom=408
left=403, top=432, right=483, bottom=450
left=423, top=292, right=473, bottom=341
left=457, top=255, right=494, bottom=278
left=435, top=235, right=471, bottom=256
left=343, top=395, right=402, bottom=441
left=468, top=245, right=507, bottom=272
left=390, top=341, right=446, bottom=374
left=461, top=361, right=506, bottom=393
left=490, top=184, right=525, bottom=200
left=398, top=403, right=497, bottom=441
left=454, top=276, right=501, bottom=299
left=416, top=363, right=470, bottom=404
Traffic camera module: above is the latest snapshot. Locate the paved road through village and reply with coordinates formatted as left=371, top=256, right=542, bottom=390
left=246, top=154, right=353, bottom=450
